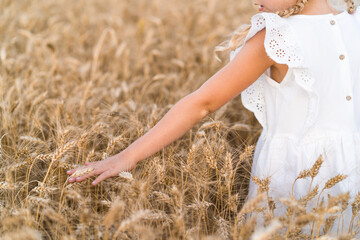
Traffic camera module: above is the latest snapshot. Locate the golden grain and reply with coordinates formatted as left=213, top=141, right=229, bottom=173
left=0, top=161, right=28, bottom=173
left=35, top=153, right=53, bottom=162
left=296, top=169, right=311, bottom=180
left=1, top=0, right=357, bottom=238
left=149, top=190, right=172, bottom=204
left=238, top=192, right=267, bottom=216
left=299, top=184, right=319, bottom=205
left=323, top=215, right=337, bottom=234
left=26, top=196, right=51, bottom=205
left=351, top=192, right=360, bottom=216
left=215, top=216, right=230, bottom=240
left=70, top=167, right=94, bottom=178
left=58, top=161, right=76, bottom=171
left=52, top=140, right=78, bottom=161
left=251, top=176, right=270, bottom=193
left=0, top=181, right=14, bottom=191
left=295, top=213, right=316, bottom=226
left=252, top=218, right=282, bottom=240
left=187, top=200, right=214, bottom=210
left=63, top=189, right=82, bottom=201
left=30, top=185, right=58, bottom=195
left=239, top=144, right=255, bottom=162
left=19, top=135, right=45, bottom=145
left=105, top=135, right=123, bottom=154
left=118, top=171, right=133, bottom=181
left=323, top=174, right=348, bottom=190
left=115, top=209, right=151, bottom=232
left=204, top=146, right=218, bottom=170
left=310, top=154, right=324, bottom=179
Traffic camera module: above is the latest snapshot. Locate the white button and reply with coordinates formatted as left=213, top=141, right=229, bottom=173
left=346, top=95, right=352, bottom=101
left=339, top=54, right=345, bottom=60
left=330, top=20, right=336, bottom=25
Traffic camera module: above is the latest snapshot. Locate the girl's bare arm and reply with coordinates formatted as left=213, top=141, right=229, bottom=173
left=67, top=28, right=275, bottom=185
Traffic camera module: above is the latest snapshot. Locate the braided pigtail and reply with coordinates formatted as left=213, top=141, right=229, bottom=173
left=344, top=0, right=355, bottom=13
left=275, top=0, right=310, bottom=17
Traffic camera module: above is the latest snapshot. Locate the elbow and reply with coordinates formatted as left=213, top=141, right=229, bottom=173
left=200, top=107, right=212, bottom=119
left=202, top=101, right=217, bottom=117
left=186, top=91, right=215, bottom=118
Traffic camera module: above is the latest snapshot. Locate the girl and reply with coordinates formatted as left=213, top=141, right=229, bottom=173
left=67, top=0, right=360, bottom=236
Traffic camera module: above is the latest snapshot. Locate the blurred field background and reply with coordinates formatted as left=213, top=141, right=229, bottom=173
left=1, top=0, right=358, bottom=239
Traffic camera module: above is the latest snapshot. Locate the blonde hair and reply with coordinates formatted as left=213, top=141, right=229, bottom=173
left=215, top=0, right=358, bottom=61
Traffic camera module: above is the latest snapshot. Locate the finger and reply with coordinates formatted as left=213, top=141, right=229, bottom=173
left=85, top=162, right=96, bottom=166
left=67, top=166, right=92, bottom=183
left=74, top=167, right=102, bottom=182
left=66, top=166, right=83, bottom=175
left=91, top=170, right=113, bottom=186
left=67, top=162, right=96, bottom=176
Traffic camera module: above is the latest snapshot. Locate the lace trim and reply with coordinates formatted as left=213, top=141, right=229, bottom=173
left=243, top=12, right=306, bottom=67
left=240, top=76, right=267, bottom=129
left=293, top=68, right=320, bottom=139
left=229, top=12, right=318, bottom=136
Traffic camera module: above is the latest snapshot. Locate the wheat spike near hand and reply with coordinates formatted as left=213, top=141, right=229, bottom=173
left=66, top=153, right=137, bottom=186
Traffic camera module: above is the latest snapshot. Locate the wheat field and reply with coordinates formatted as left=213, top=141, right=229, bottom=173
left=1, top=0, right=360, bottom=239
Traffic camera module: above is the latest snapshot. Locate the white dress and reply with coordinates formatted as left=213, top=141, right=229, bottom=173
left=229, top=7, right=360, bottom=237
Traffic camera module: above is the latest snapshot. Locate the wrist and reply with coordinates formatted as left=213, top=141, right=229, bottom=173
left=115, top=149, right=139, bottom=165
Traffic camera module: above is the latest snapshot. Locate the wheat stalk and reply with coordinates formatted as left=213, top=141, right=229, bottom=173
left=0, top=161, right=28, bottom=173
left=105, top=135, right=123, bottom=154
left=19, top=135, right=45, bottom=145
left=251, top=176, right=270, bottom=193
left=349, top=192, right=360, bottom=232
left=239, top=192, right=267, bottom=216
left=70, top=167, right=95, bottom=178
left=52, top=140, right=78, bottom=161
left=215, top=216, right=230, bottom=240
left=252, top=218, right=282, bottom=240
left=0, top=181, right=14, bottom=191
left=305, top=155, right=324, bottom=196
left=324, top=174, right=348, bottom=190
left=118, top=171, right=133, bottom=181
left=323, top=215, right=338, bottom=234
left=297, top=184, right=319, bottom=214
left=113, top=209, right=151, bottom=238
left=310, top=155, right=324, bottom=179
left=31, top=185, right=58, bottom=195
left=291, top=168, right=311, bottom=198
left=316, top=174, right=348, bottom=215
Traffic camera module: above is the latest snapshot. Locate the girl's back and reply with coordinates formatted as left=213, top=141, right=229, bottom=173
left=229, top=6, right=360, bottom=236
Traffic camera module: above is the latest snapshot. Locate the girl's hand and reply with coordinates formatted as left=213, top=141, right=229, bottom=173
left=66, top=153, right=137, bottom=186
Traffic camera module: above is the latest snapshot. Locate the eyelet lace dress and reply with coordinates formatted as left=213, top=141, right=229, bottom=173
left=229, top=7, right=360, bottom=236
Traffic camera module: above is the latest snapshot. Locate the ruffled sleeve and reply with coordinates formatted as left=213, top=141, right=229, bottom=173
left=229, top=12, right=307, bottom=66
left=230, top=12, right=319, bottom=139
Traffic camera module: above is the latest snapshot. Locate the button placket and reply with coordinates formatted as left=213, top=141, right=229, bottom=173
left=338, top=53, right=352, bottom=101
left=330, top=16, right=353, bottom=103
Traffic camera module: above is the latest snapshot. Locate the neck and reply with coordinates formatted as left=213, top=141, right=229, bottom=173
left=299, top=0, right=341, bottom=15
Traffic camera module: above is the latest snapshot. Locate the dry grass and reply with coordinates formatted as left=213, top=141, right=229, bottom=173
left=1, top=0, right=360, bottom=239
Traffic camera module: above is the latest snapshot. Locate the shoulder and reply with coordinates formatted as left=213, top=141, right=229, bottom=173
left=242, top=27, right=276, bottom=66
left=241, top=11, right=305, bottom=68
left=230, top=27, right=275, bottom=77
left=240, top=12, right=289, bottom=50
